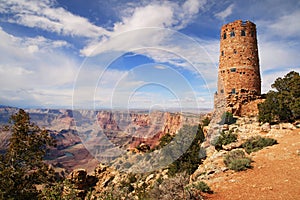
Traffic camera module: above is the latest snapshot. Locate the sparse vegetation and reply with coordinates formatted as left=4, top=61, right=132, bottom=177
left=150, top=173, right=202, bottom=200
left=213, top=130, right=238, bottom=151
left=258, top=71, right=300, bottom=123
left=189, top=181, right=213, bottom=194
left=220, top=112, right=236, bottom=125
left=156, top=133, right=174, bottom=149
left=224, top=150, right=252, bottom=171
left=242, top=136, right=278, bottom=154
left=41, top=179, right=82, bottom=200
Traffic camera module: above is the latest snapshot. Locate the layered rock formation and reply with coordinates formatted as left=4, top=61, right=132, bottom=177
left=0, top=107, right=201, bottom=172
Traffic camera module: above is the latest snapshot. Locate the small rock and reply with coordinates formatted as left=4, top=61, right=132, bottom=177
left=222, top=124, right=229, bottom=131
left=229, top=125, right=238, bottom=132
left=271, top=124, right=280, bottom=129
left=145, top=174, right=155, bottom=183
left=162, top=174, right=168, bottom=179
left=223, top=141, right=243, bottom=151
left=282, top=123, right=296, bottom=130
left=261, top=186, right=273, bottom=191
left=221, top=167, right=228, bottom=172
left=261, top=123, right=271, bottom=132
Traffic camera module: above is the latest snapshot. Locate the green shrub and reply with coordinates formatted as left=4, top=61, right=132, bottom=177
left=224, top=150, right=252, bottom=171
left=213, top=130, right=238, bottom=151
left=220, top=112, right=236, bottom=125
left=242, top=136, right=278, bottom=154
left=192, top=181, right=213, bottom=194
left=156, top=133, right=174, bottom=149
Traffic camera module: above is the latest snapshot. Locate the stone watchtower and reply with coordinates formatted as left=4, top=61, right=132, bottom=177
left=215, top=20, right=262, bottom=116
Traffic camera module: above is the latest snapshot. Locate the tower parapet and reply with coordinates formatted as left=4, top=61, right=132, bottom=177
left=215, top=20, right=262, bottom=116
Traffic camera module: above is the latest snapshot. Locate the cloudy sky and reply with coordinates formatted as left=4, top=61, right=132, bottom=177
left=0, top=0, right=299, bottom=110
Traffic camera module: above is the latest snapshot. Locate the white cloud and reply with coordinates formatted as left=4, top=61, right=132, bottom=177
left=154, top=65, right=167, bottom=70
left=258, top=40, right=299, bottom=72
left=113, top=4, right=174, bottom=32
left=177, top=0, right=207, bottom=29
left=80, top=0, right=207, bottom=56
left=0, top=28, right=77, bottom=107
left=214, top=4, right=234, bottom=20
left=268, top=10, right=300, bottom=38
left=259, top=39, right=300, bottom=93
left=0, top=0, right=109, bottom=38
left=0, top=0, right=206, bottom=42
left=77, top=0, right=219, bottom=103
left=80, top=28, right=219, bottom=90
left=76, top=27, right=219, bottom=110
left=254, top=9, right=300, bottom=93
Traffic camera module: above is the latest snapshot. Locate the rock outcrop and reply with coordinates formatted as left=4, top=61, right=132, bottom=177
left=66, top=169, right=97, bottom=198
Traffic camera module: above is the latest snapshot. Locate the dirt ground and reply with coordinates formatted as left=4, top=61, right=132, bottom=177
left=207, top=129, right=300, bottom=200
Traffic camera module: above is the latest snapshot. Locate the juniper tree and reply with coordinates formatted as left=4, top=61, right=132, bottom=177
left=0, top=109, right=55, bottom=199
left=258, top=71, right=300, bottom=123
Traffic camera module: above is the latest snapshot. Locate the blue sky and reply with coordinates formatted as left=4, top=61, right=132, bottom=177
left=0, top=0, right=299, bottom=110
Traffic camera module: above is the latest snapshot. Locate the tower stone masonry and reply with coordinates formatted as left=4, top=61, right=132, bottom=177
left=215, top=20, right=262, bottom=116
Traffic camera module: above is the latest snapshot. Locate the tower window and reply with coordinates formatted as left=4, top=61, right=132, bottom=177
left=230, top=68, right=236, bottom=72
left=231, top=88, right=236, bottom=94
left=220, top=89, right=224, bottom=93
left=221, top=51, right=224, bottom=56
left=230, top=31, right=235, bottom=37
left=241, top=30, right=246, bottom=36
left=223, top=32, right=226, bottom=39
left=251, top=31, right=255, bottom=37
left=233, top=49, right=237, bottom=54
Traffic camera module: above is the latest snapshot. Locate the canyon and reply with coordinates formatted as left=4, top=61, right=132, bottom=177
left=0, top=106, right=203, bottom=172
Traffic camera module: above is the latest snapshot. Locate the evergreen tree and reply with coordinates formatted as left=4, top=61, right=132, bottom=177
left=168, top=125, right=206, bottom=176
left=0, top=109, right=55, bottom=199
left=259, top=71, right=300, bottom=123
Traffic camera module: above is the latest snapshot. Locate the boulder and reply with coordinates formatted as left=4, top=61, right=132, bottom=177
left=68, top=169, right=87, bottom=190
left=67, top=168, right=97, bottom=198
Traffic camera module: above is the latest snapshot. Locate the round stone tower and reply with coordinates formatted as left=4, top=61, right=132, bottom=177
left=215, top=20, right=261, bottom=115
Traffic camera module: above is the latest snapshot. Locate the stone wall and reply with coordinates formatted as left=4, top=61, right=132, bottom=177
left=215, top=20, right=262, bottom=116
